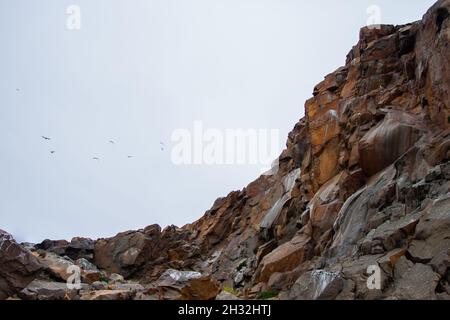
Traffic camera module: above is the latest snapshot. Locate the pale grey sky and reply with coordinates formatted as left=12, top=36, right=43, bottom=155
left=0, top=0, right=435, bottom=242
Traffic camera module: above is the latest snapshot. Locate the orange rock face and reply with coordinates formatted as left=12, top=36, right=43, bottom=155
left=3, top=0, right=450, bottom=301
left=255, top=234, right=311, bottom=283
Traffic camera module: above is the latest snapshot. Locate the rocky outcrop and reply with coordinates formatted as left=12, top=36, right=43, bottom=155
left=0, top=230, right=42, bottom=299
left=1, top=0, right=450, bottom=301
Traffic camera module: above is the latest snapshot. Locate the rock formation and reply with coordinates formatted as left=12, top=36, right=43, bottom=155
left=1, top=0, right=449, bottom=300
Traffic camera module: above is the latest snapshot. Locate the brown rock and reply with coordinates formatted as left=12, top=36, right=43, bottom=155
left=19, top=280, right=80, bottom=300
left=393, top=262, right=440, bottom=300
left=0, top=230, right=42, bottom=299
left=359, top=111, right=421, bottom=177
left=36, top=251, right=75, bottom=281
left=256, top=234, right=311, bottom=283
left=81, top=289, right=134, bottom=300
left=94, top=228, right=161, bottom=277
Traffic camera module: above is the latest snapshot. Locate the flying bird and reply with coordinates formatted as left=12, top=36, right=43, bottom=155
left=92, top=157, right=100, bottom=160
left=50, top=151, right=56, bottom=154
left=109, top=140, right=115, bottom=144
left=127, top=155, right=133, bottom=158
left=16, top=88, right=20, bottom=92
left=42, top=136, right=51, bottom=140
left=160, top=142, right=165, bottom=151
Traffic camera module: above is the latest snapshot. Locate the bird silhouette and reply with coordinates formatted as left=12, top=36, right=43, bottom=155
left=109, top=140, right=115, bottom=144
left=16, top=88, right=20, bottom=92
left=50, top=151, right=56, bottom=154
left=92, top=157, right=100, bottom=160
left=127, top=155, right=133, bottom=158
left=42, top=136, right=51, bottom=140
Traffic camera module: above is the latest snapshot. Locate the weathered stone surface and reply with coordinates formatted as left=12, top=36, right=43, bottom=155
left=35, top=251, right=75, bottom=281
left=153, top=270, right=220, bottom=300
left=309, top=173, right=344, bottom=238
left=361, top=211, right=421, bottom=254
left=393, top=260, right=440, bottom=300
left=7, top=1, right=450, bottom=301
left=0, top=230, right=42, bottom=299
left=94, top=228, right=160, bottom=277
left=330, top=165, right=397, bottom=259
left=156, top=269, right=202, bottom=286
left=415, top=195, right=450, bottom=240
left=66, top=237, right=95, bottom=261
left=35, top=239, right=69, bottom=256
left=255, top=234, right=311, bottom=283
left=359, top=111, right=420, bottom=177
left=80, top=289, right=134, bottom=300
left=288, top=270, right=343, bottom=300
left=19, top=280, right=79, bottom=300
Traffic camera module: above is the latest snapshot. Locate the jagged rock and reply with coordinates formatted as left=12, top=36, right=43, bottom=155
left=309, top=172, right=344, bottom=238
left=177, top=277, right=220, bottom=300
left=392, top=259, right=440, bottom=299
left=156, top=269, right=202, bottom=286
left=153, top=270, right=220, bottom=300
left=378, top=248, right=407, bottom=274
left=80, top=289, right=134, bottom=300
left=259, top=169, right=301, bottom=235
left=330, top=165, right=397, bottom=259
left=6, top=0, right=450, bottom=301
left=288, top=270, right=344, bottom=300
left=255, top=234, right=311, bottom=283
left=75, top=258, right=98, bottom=271
left=340, top=255, right=387, bottom=300
left=360, top=211, right=421, bottom=254
left=35, top=251, right=75, bottom=281
left=415, top=195, right=450, bottom=240
left=35, top=239, right=69, bottom=256
left=19, top=280, right=79, bottom=300
left=0, top=230, right=42, bottom=299
left=66, top=237, right=95, bottom=261
left=94, top=229, right=160, bottom=277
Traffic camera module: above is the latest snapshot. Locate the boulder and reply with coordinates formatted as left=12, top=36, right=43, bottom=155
left=178, top=277, right=220, bottom=300
left=414, top=195, right=450, bottom=240
left=0, top=230, right=42, bottom=299
left=288, top=270, right=344, bottom=300
left=36, top=251, right=75, bottom=281
left=256, top=234, right=311, bottom=283
left=35, top=239, right=69, bottom=256
left=80, top=289, right=134, bottom=300
left=340, top=255, right=387, bottom=300
left=19, top=280, right=79, bottom=300
left=154, top=270, right=220, bottom=300
left=74, top=258, right=103, bottom=284
left=393, top=260, right=440, bottom=299
left=94, top=228, right=160, bottom=277
left=66, top=237, right=95, bottom=261
left=360, top=211, right=421, bottom=254
left=156, top=269, right=202, bottom=286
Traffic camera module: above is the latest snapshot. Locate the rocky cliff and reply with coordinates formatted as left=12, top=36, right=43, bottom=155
left=1, top=0, right=450, bottom=300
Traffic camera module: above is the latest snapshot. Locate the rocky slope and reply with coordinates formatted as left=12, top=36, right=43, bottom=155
left=1, top=0, right=450, bottom=300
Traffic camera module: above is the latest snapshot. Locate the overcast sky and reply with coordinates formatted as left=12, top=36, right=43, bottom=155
left=0, top=0, right=435, bottom=243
